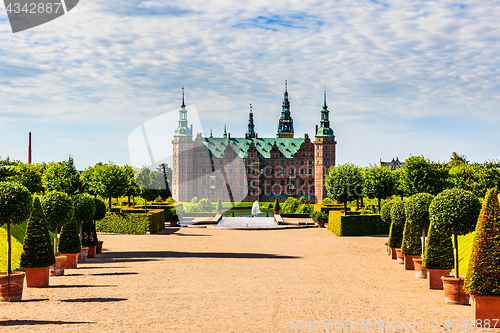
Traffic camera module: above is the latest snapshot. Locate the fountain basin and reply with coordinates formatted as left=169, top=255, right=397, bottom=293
left=215, top=217, right=278, bottom=229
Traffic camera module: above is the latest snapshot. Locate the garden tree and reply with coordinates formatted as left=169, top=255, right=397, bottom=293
left=0, top=157, right=17, bottom=182
left=81, top=164, right=104, bottom=198
left=58, top=212, right=81, bottom=254
left=9, top=162, right=45, bottom=194
left=93, top=163, right=128, bottom=212
left=391, top=168, right=406, bottom=200
left=216, top=199, right=222, bottom=214
left=186, top=198, right=212, bottom=213
left=157, top=163, right=172, bottom=199
left=448, top=163, right=496, bottom=198
left=297, top=196, right=308, bottom=206
left=295, top=203, right=311, bottom=214
left=484, top=160, right=500, bottom=193
left=429, top=188, right=481, bottom=278
left=324, top=163, right=364, bottom=215
left=20, top=197, right=55, bottom=269
left=93, top=198, right=107, bottom=221
left=41, top=191, right=74, bottom=257
left=380, top=200, right=395, bottom=229
left=0, top=181, right=32, bottom=275
left=73, top=194, right=96, bottom=240
left=273, top=198, right=280, bottom=212
left=122, top=165, right=140, bottom=207
left=422, top=220, right=454, bottom=270
left=321, top=197, right=334, bottom=205
left=134, top=166, right=161, bottom=213
left=448, top=152, right=469, bottom=167
left=464, top=189, right=500, bottom=295
left=281, top=197, right=299, bottom=214
left=363, top=164, right=394, bottom=213
left=401, top=156, right=448, bottom=196
left=402, top=193, right=434, bottom=257
left=41, top=156, right=83, bottom=195
left=388, top=200, right=406, bottom=249
left=90, top=198, right=107, bottom=243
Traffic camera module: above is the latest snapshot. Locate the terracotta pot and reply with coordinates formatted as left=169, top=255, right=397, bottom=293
left=87, top=245, right=96, bottom=258
left=317, top=221, right=325, bottom=228
left=61, top=253, right=79, bottom=269
left=170, top=221, right=178, bottom=227
left=49, top=256, right=67, bottom=276
left=441, top=275, right=469, bottom=305
left=427, top=268, right=450, bottom=290
left=78, top=246, right=89, bottom=263
left=471, top=295, right=500, bottom=328
left=395, top=249, right=404, bottom=264
left=96, top=241, right=103, bottom=253
left=390, top=247, right=398, bottom=260
left=0, top=272, right=25, bottom=302
left=384, top=242, right=391, bottom=255
left=412, top=258, right=427, bottom=279
left=24, top=267, right=49, bottom=288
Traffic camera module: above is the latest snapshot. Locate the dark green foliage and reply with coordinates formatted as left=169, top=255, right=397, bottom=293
left=0, top=181, right=32, bottom=226
left=96, top=210, right=165, bottom=235
left=328, top=213, right=388, bottom=236
left=58, top=214, right=81, bottom=254
left=401, top=193, right=434, bottom=255
left=93, top=198, right=106, bottom=220
left=82, top=220, right=98, bottom=246
left=20, top=197, right=55, bottom=268
left=321, top=197, right=334, bottom=205
left=429, top=188, right=481, bottom=236
left=273, top=199, right=280, bottom=211
left=267, top=203, right=273, bottom=210
left=164, top=207, right=180, bottom=222
left=297, top=196, right=308, bottom=206
left=465, top=189, right=500, bottom=295
left=9, top=163, right=45, bottom=194
left=41, top=156, right=83, bottom=195
left=324, top=163, right=364, bottom=214
left=134, top=166, right=161, bottom=211
left=363, top=164, right=394, bottom=212
left=41, top=191, right=74, bottom=228
left=422, top=221, right=454, bottom=269
left=388, top=201, right=405, bottom=248
left=186, top=198, right=213, bottom=213
left=281, top=197, right=298, bottom=214
left=73, top=194, right=96, bottom=223
left=380, top=200, right=395, bottom=225
left=401, top=156, right=448, bottom=196
left=295, top=203, right=311, bottom=214
left=216, top=199, right=222, bottom=212
left=311, top=211, right=328, bottom=223
left=448, top=164, right=497, bottom=198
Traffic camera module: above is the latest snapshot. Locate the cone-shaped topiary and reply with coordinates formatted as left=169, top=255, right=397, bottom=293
left=429, top=188, right=481, bottom=278
left=93, top=198, right=106, bottom=221
left=58, top=213, right=81, bottom=254
left=388, top=200, right=405, bottom=248
left=41, top=191, right=74, bottom=257
left=216, top=199, right=222, bottom=213
left=20, top=197, right=56, bottom=268
left=274, top=199, right=280, bottom=212
left=464, top=189, right=500, bottom=295
left=401, top=193, right=434, bottom=256
left=422, top=221, right=454, bottom=269
left=82, top=219, right=98, bottom=246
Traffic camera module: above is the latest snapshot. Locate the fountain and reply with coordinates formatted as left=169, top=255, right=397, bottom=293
left=215, top=201, right=278, bottom=228
left=251, top=200, right=265, bottom=217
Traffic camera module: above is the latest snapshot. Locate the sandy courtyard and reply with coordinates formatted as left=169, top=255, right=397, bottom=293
left=0, top=227, right=485, bottom=332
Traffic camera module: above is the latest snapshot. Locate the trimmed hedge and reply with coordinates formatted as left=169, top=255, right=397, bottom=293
left=328, top=211, right=388, bottom=236
left=96, top=209, right=165, bottom=235
left=388, top=200, right=405, bottom=248
left=422, top=221, right=454, bottom=269
left=59, top=214, right=81, bottom=254
left=401, top=193, right=434, bottom=255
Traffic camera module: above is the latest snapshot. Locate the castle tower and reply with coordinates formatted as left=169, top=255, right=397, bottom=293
left=277, top=80, right=294, bottom=138
left=314, top=88, right=336, bottom=203
left=246, top=104, right=256, bottom=139
left=172, top=87, right=194, bottom=202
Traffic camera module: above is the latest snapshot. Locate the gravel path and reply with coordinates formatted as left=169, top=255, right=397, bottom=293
left=0, top=227, right=487, bottom=332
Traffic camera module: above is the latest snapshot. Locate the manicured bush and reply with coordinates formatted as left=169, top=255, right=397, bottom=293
left=82, top=219, right=99, bottom=246
left=41, top=191, right=74, bottom=256
left=216, top=199, right=222, bottom=213
left=380, top=200, right=395, bottom=225
left=281, top=197, right=298, bottom=214
left=96, top=210, right=165, bottom=235
left=295, top=203, right=311, bottom=214
left=73, top=194, right=96, bottom=224
left=58, top=213, right=81, bottom=254
left=20, top=197, right=55, bottom=268
left=328, top=212, right=388, bottom=236
left=401, top=193, right=434, bottom=255
left=273, top=199, right=280, bottom=212
left=388, top=200, right=405, bottom=248
left=465, top=189, right=500, bottom=295
left=297, top=196, right=308, bottom=206
left=322, top=197, right=334, bottom=205
left=422, top=221, right=454, bottom=269
left=93, top=198, right=106, bottom=221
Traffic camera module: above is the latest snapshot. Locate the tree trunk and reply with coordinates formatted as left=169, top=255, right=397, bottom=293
left=356, top=198, right=359, bottom=210
left=7, top=221, right=11, bottom=275
left=400, top=194, right=404, bottom=201
left=344, top=201, right=347, bottom=216
left=378, top=197, right=381, bottom=214
left=53, top=225, right=58, bottom=258
left=360, top=197, right=364, bottom=208
left=144, top=198, right=148, bottom=214
left=454, top=233, right=459, bottom=278
left=108, top=196, right=112, bottom=212
left=128, top=196, right=131, bottom=207
left=132, top=196, right=135, bottom=206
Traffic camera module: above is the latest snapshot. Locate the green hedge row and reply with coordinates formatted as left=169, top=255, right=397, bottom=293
left=328, top=212, right=389, bottom=236
left=96, top=210, right=165, bottom=235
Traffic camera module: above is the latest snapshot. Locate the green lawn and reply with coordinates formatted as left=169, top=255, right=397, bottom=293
left=0, top=221, right=28, bottom=272
left=456, top=231, right=476, bottom=277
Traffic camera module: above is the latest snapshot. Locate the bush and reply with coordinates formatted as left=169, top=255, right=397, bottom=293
left=186, top=198, right=213, bottom=213
left=380, top=200, right=395, bottom=225
left=273, top=199, right=280, bottom=212
left=93, top=198, right=107, bottom=221
left=298, top=196, right=308, bottom=206
left=295, top=203, right=311, bottom=214
left=41, top=191, right=74, bottom=229
left=267, top=203, right=273, bottom=210
left=96, top=210, right=165, bottom=234
left=0, top=181, right=32, bottom=226
left=422, top=221, right=454, bottom=269
left=322, top=197, right=334, bottom=205
left=73, top=194, right=96, bottom=223
left=281, top=197, right=298, bottom=214
left=82, top=219, right=98, bottom=246
left=465, top=189, right=500, bottom=295
left=388, top=200, right=405, bottom=248
left=401, top=193, right=434, bottom=255
left=20, top=197, right=55, bottom=268
left=58, top=214, right=81, bottom=254
left=328, top=212, right=388, bottom=236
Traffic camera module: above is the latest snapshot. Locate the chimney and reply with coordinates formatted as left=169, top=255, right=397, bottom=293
left=28, top=132, right=32, bottom=164
left=228, top=133, right=231, bottom=139
left=255, top=133, right=258, bottom=139
left=190, top=124, right=193, bottom=135
left=315, top=125, right=318, bottom=134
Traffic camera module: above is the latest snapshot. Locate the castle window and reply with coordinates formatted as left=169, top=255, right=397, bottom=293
left=300, top=161, right=304, bottom=165
left=270, top=180, right=275, bottom=186
left=202, top=168, right=206, bottom=174
left=281, top=160, right=285, bottom=165
left=181, top=160, right=184, bottom=164
left=300, top=168, right=305, bottom=174
left=300, top=180, right=304, bottom=186
left=202, top=180, right=206, bottom=185
left=281, top=180, right=285, bottom=186
left=195, top=180, right=199, bottom=185
left=202, top=190, right=205, bottom=196
left=181, top=180, right=184, bottom=185
left=290, top=160, right=295, bottom=165
left=181, top=152, right=184, bottom=156
left=181, top=190, right=184, bottom=195
left=325, top=153, right=328, bottom=157
left=309, top=180, right=313, bottom=185
left=317, top=153, right=320, bottom=157
left=270, top=160, right=275, bottom=165
left=174, top=168, right=176, bottom=174
left=194, top=189, right=198, bottom=195
left=309, top=168, right=313, bottom=174
left=181, top=168, right=184, bottom=174
left=325, top=161, right=328, bottom=165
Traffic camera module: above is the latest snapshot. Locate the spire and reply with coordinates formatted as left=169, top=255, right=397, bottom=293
left=247, top=103, right=256, bottom=139
left=323, top=86, right=327, bottom=108
left=285, top=79, right=287, bottom=93
left=316, top=87, right=334, bottom=137
left=181, top=86, right=185, bottom=108
left=174, top=87, right=191, bottom=137
left=277, top=79, right=294, bottom=138
left=210, top=128, right=213, bottom=138
left=223, top=124, right=227, bottom=138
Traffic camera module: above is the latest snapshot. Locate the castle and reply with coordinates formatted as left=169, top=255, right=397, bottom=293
left=171, top=82, right=336, bottom=204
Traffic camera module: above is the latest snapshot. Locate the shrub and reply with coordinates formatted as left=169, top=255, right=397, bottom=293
left=20, top=197, right=56, bottom=268
left=73, top=194, right=96, bottom=223
left=93, top=198, right=107, bottom=221
left=295, top=203, right=311, bottom=214
left=388, top=200, right=405, bottom=248
left=380, top=200, right=395, bottom=225
left=58, top=213, right=81, bottom=254
left=216, top=199, right=222, bottom=213
left=298, top=196, right=308, bottom=206
left=322, top=197, right=334, bottom=205
left=328, top=213, right=388, bottom=236
left=273, top=199, right=280, bottom=212
left=96, top=210, right=165, bottom=234
left=422, top=221, right=454, bottom=269
left=281, top=197, right=298, bottom=214
left=401, top=193, right=434, bottom=256
left=41, top=191, right=74, bottom=229
left=465, top=189, right=500, bottom=295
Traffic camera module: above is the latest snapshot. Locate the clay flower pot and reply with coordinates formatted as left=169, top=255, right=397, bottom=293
left=395, top=249, right=404, bottom=264
left=49, top=256, right=67, bottom=276
left=427, top=268, right=450, bottom=290
left=404, top=255, right=420, bottom=270
left=471, top=295, right=500, bottom=327
left=170, top=221, right=179, bottom=227
left=441, top=275, right=469, bottom=305
left=96, top=241, right=103, bottom=253
left=61, top=253, right=79, bottom=269
left=317, top=221, right=325, bottom=228
left=412, top=258, right=427, bottom=279
left=384, top=242, right=391, bottom=255
left=390, top=247, right=398, bottom=260
left=78, top=246, right=89, bottom=263
left=87, top=245, right=96, bottom=258
left=24, top=267, right=49, bottom=288
left=0, top=271, right=25, bottom=302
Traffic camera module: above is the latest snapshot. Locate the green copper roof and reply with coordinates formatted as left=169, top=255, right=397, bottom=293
left=316, top=127, right=334, bottom=137
left=202, top=137, right=306, bottom=159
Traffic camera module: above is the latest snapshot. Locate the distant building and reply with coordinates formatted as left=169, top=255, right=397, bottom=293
left=380, top=157, right=404, bottom=170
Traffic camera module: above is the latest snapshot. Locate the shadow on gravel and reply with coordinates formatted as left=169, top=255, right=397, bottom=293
left=157, top=228, right=211, bottom=237
left=47, top=284, right=118, bottom=288
left=18, top=298, right=49, bottom=302
left=60, top=297, right=127, bottom=303
left=77, top=266, right=131, bottom=269
left=89, top=272, right=138, bottom=276
left=0, top=320, right=94, bottom=326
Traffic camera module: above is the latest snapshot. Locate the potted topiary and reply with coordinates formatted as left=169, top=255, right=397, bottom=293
left=389, top=201, right=406, bottom=264
left=402, top=193, right=434, bottom=273
left=216, top=199, right=222, bottom=215
left=381, top=201, right=395, bottom=258
left=429, top=188, right=481, bottom=305
left=422, top=220, right=454, bottom=290
left=58, top=212, right=81, bottom=269
left=41, top=191, right=73, bottom=276
left=0, top=181, right=32, bottom=302
left=464, top=189, right=500, bottom=326
left=273, top=199, right=280, bottom=215
left=21, top=196, right=55, bottom=288
left=93, top=198, right=106, bottom=253
left=73, top=194, right=96, bottom=258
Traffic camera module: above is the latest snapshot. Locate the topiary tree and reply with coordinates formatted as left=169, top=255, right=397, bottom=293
left=281, top=197, right=298, bottom=214
left=216, top=199, right=222, bottom=214
left=429, top=188, right=481, bottom=278
left=20, top=197, right=55, bottom=269
left=422, top=220, right=454, bottom=270
left=41, top=191, right=74, bottom=257
left=93, top=198, right=107, bottom=221
left=363, top=165, right=394, bottom=213
left=295, top=203, right=311, bottom=214
left=273, top=199, right=280, bottom=212
left=73, top=194, right=96, bottom=240
left=297, top=196, right=308, bottom=206
left=134, top=166, right=160, bottom=213
left=321, top=197, right=334, bottom=205
left=0, top=181, right=32, bottom=275
left=464, top=189, right=500, bottom=295
left=58, top=212, right=81, bottom=254
left=388, top=200, right=405, bottom=249
left=380, top=200, right=395, bottom=226
left=325, top=163, right=364, bottom=215
left=402, top=193, right=434, bottom=256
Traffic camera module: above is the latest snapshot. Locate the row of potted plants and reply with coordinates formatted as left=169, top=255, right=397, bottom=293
left=383, top=188, right=500, bottom=327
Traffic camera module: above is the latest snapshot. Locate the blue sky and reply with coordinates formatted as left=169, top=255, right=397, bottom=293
left=1, top=0, right=500, bottom=169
